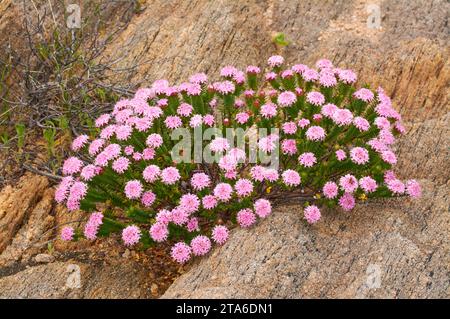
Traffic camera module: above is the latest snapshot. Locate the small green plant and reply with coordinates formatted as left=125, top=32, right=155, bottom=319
left=272, top=32, right=290, bottom=47
left=0, top=131, right=10, bottom=145
left=15, top=123, right=26, bottom=152
left=43, top=122, right=57, bottom=158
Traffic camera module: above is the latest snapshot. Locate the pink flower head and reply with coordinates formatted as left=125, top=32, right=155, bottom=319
left=384, top=170, right=397, bottom=183
left=354, top=88, right=374, bottom=102
left=156, top=209, right=172, bottom=225
left=80, top=164, right=98, bottom=181
left=306, top=91, right=325, bottom=106
left=375, top=117, right=391, bottom=130
left=212, top=225, right=229, bottom=244
left=124, top=180, right=143, bottom=199
left=171, top=206, right=189, bottom=225
left=367, top=138, right=388, bottom=153
left=237, top=208, right=256, bottom=228
left=164, top=116, right=182, bottom=129
left=258, top=134, right=279, bottom=153
left=95, top=114, right=111, bottom=127
left=303, top=68, right=319, bottom=82
left=235, top=112, right=250, bottom=124
left=316, top=59, right=333, bottom=69
left=254, top=199, right=272, bottom=218
left=350, top=147, right=369, bottom=165
left=304, top=205, right=321, bottom=224
left=260, top=102, right=278, bottom=118
left=190, top=235, right=211, bottom=256
left=282, top=169, right=301, bottom=187
left=339, top=174, right=358, bottom=193
left=250, top=165, right=265, bottom=182
left=321, top=103, right=338, bottom=118
left=339, top=193, right=355, bottom=211
left=149, top=222, right=169, bottom=242
left=235, top=179, right=253, bottom=197
left=71, top=135, right=89, bottom=151
left=246, top=65, right=261, bottom=74
left=220, top=65, right=238, bottom=77
left=186, top=217, right=200, bottom=232
left=161, top=167, right=180, bottom=185
left=277, top=91, right=297, bottom=107
left=188, top=114, right=202, bottom=128
left=100, top=125, right=116, bottom=140
left=179, top=193, right=200, bottom=214
left=122, top=225, right=141, bottom=246
left=146, top=133, right=163, bottom=148
left=171, top=242, right=191, bottom=264
left=55, top=176, right=74, bottom=203
left=84, top=212, right=103, bottom=240
left=306, top=126, right=326, bottom=141
left=281, top=139, right=297, bottom=155
left=263, top=168, right=279, bottom=182
left=292, top=64, right=308, bottom=74
left=141, top=191, right=156, bottom=207
left=203, top=114, right=215, bottom=126
left=281, top=69, right=294, bottom=79
left=115, top=125, right=132, bottom=141
left=142, top=147, right=155, bottom=160
left=88, top=139, right=105, bottom=156
left=323, top=181, right=338, bottom=199
left=265, top=72, right=277, bottom=81
left=337, top=69, right=357, bottom=84
left=268, top=55, right=284, bottom=68
left=189, top=73, right=208, bottom=85
left=381, top=150, right=397, bottom=165
left=202, top=195, right=218, bottom=210
left=353, top=116, right=370, bottom=132
left=394, top=121, right=406, bottom=134
left=319, top=72, right=337, bottom=87
left=406, top=180, right=421, bottom=198
left=190, top=172, right=210, bottom=191
left=60, top=226, right=75, bottom=241
left=214, top=80, right=235, bottom=94
left=177, top=103, right=193, bottom=117
left=359, top=176, right=378, bottom=193
left=112, top=157, right=130, bottom=174
left=299, top=152, right=317, bottom=168
left=298, top=118, right=310, bottom=129
left=210, top=137, right=230, bottom=153
left=282, top=121, right=297, bottom=135
left=387, top=179, right=405, bottom=194
left=214, top=183, right=233, bottom=202
left=332, top=108, right=354, bottom=126
left=143, top=164, right=161, bottom=183
left=379, top=129, right=395, bottom=145
left=62, top=157, right=83, bottom=175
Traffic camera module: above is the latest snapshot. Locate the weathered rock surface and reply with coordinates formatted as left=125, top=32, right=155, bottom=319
left=0, top=173, right=50, bottom=256
left=0, top=260, right=155, bottom=298
left=0, top=0, right=448, bottom=298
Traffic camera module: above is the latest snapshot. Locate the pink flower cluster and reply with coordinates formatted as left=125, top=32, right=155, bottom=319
left=57, top=55, right=421, bottom=263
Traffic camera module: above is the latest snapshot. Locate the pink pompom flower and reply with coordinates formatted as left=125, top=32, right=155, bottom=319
left=212, top=225, right=229, bottom=245
left=149, top=222, right=169, bottom=242
left=190, top=235, right=211, bottom=256
left=237, top=208, right=256, bottom=228
left=254, top=199, right=272, bottom=218
left=299, top=152, right=317, bottom=167
left=122, top=225, right=141, bottom=246
left=60, top=226, right=75, bottom=241
left=171, top=242, right=192, bottom=264
left=339, top=193, right=355, bottom=211
left=282, top=169, right=301, bottom=187
left=304, top=205, right=321, bottom=224
left=323, top=181, right=338, bottom=199
left=350, top=147, right=369, bottom=165
left=124, top=180, right=143, bottom=199
left=339, top=174, right=358, bottom=193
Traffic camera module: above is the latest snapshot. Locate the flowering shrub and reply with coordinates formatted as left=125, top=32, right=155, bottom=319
left=56, top=56, right=421, bottom=263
